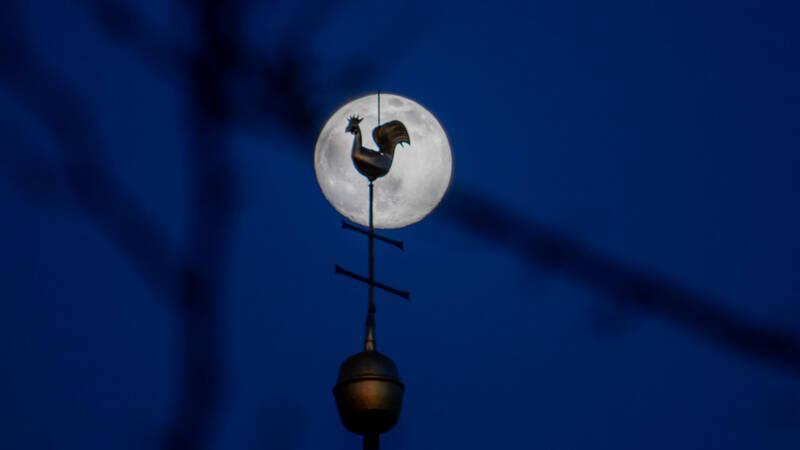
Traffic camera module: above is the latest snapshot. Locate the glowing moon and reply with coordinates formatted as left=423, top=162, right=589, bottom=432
left=314, top=93, right=453, bottom=229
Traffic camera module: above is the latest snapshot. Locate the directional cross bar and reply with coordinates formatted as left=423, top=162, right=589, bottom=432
left=335, top=265, right=410, bottom=300
left=342, top=220, right=404, bottom=250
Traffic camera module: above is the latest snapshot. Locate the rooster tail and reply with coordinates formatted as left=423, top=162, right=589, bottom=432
left=373, top=120, right=410, bottom=154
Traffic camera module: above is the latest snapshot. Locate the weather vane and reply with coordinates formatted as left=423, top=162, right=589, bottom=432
left=314, top=92, right=452, bottom=450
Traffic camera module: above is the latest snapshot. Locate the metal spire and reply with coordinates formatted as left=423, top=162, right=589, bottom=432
left=365, top=181, right=376, bottom=351
left=332, top=89, right=409, bottom=450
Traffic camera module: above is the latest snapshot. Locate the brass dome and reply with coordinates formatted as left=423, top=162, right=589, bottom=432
left=333, top=350, right=404, bottom=435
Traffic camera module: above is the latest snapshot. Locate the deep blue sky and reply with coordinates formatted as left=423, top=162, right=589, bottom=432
left=1, top=1, right=799, bottom=449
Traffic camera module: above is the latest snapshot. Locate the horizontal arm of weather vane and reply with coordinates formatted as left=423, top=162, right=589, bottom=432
left=335, top=265, right=410, bottom=300
left=342, top=220, right=404, bottom=250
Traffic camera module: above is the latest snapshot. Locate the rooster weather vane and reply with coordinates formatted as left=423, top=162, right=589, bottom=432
left=347, top=115, right=410, bottom=181
left=315, top=92, right=451, bottom=450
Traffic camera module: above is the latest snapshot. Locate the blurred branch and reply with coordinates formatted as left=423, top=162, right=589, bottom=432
left=33, top=0, right=371, bottom=448
left=0, top=126, right=70, bottom=206
left=0, top=2, right=228, bottom=448
left=443, top=189, right=800, bottom=372
left=76, top=0, right=190, bottom=82
left=75, top=0, right=376, bottom=139
left=0, top=30, right=182, bottom=298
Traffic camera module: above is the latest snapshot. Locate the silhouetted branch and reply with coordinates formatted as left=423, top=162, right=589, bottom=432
left=75, top=0, right=378, bottom=139
left=0, top=3, right=235, bottom=448
left=443, top=189, right=800, bottom=372
left=0, top=31, right=181, bottom=298
left=0, top=127, right=70, bottom=206
left=76, top=0, right=190, bottom=82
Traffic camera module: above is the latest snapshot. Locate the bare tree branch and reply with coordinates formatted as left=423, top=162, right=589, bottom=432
left=0, top=126, right=71, bottom=207
left=443, top=189, right=800, bottom=372
left=75, top=0, right=190, bottom=82
left=0, top=31, right=182, bottom=299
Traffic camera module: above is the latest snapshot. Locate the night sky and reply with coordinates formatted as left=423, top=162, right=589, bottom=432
left=1, top=1, right=799, bottom=449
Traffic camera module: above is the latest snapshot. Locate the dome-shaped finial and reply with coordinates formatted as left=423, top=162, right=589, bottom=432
left=333, top=350, right=404, bottom=442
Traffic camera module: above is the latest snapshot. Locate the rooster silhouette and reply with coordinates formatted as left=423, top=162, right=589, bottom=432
left=346, top=115, right=410, bottom=181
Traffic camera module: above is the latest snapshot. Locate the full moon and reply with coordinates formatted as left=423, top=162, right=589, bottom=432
left=314, top=93, right=453, bottom=229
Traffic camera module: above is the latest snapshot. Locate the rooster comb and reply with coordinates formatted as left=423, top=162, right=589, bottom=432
left=347, top=115, right=363, bottom=123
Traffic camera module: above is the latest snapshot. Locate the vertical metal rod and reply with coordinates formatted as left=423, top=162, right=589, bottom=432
left=364, top=434, right=379, bottom=450
left=365, top=181, right=376, bottom=351
left=366, top=88, right=379, bottom=351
